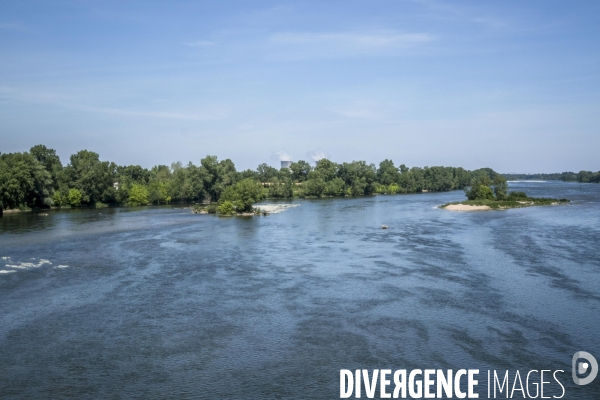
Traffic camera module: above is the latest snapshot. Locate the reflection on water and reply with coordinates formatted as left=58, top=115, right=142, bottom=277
left=1, top=182, right=599, bottom=399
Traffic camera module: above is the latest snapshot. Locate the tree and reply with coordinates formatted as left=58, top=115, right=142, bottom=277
left=128, top=184, right=149, bottom=206
left=323, top=177, right=345, bottom=196
left=68, top=188, right=82, bottom=207
left=219, top=178, right=263, bottom=212
left=0, top=152, right=53, bottom=210
left=200, top=156, right=237, bottom=202
left=30, top=144, right=63, bottom=189
left=304, top=174, right=325, bottom=197
left=466, top=184, right=495, bottom=200
left=64, top=150, right=116, bottom=205
left=290, top=160, right=311, bottom=182
left=377, top=159, right=400, bottom=186
left=314, top=159, right=338, bottom=181
left=268, top=178, right=293, bottom=198
left=256, top=163, right=278, bottom=182
left=492, top=175, right=508, bottom=200
left=149, top=181, right=172, bottom=204
left=338, top=161, right=376, bottom=195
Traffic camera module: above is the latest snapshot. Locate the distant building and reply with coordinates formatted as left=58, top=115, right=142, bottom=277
left=280, top=160, right=292, bottom=169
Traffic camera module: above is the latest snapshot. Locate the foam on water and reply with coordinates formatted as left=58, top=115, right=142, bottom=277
left=255, top=204, right=300, bottom=214
left=5, top=259, right=52, bottom=269
left=1, top=257, right=58, bottom=274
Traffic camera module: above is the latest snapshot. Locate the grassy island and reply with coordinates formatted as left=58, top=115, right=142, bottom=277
left=441, top=184, right=570, bottom=211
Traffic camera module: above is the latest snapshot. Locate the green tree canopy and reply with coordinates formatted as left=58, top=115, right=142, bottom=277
left=128, top=184, right=149, bottom=206
left=64, top=150, right=116, bottom=205
left=219, top=178, right=263, bottom=212
left=290, top=160, right=311, bottom=182
left=0, top=152, right=53, bottom=210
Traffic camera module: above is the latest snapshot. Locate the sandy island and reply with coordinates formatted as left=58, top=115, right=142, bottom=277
left=444, top=204, right=492, bottom=211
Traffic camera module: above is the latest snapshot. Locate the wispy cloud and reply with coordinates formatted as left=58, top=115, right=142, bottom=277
left=268, top=31, right=433, bottom=60
left=73, top=105, right=222, bottom=121
left=0, top=86, right=224, bottom=121
left=271, top=32, right=431, bottom=47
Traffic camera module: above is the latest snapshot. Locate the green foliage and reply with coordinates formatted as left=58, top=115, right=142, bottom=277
left=507, top=191, right=527, bottom=200
left=68, top=188, right=82, bottom=207
left=256, top=163, right=278, bottom=182
left=442, top=197, right=569, bottom=210
left=290, top=160, right=311, bottom=182
left=128, top=184, right=149, bottom=206
left=148, top=181, right=172, bottom=204
left=219, top=178, right=264, bottom=212
left=466, top=184, right=495, bottom=200
left=3, top=144, right=530, bottom=212
left=267, top=178, right=293, bottom=198
left=503, top=171, right=600, bottom=183
left=64, top=150, right=116, bottom=205
left=304, top=175, right=325, bottom=197
left=206, top=204, right=217, bottom=214
left=95, top=202, right=108, bottom=208
left=52, top=191, right=66, bottom=207
left=0, top=152, right=53, bottom=210
left=30, top=144, right=63, bottom=190
left=377, top=159, right=400, bottom=186
left=324, top=177, right=345, bottom=196
left=217, top=200, right=235, bottom=215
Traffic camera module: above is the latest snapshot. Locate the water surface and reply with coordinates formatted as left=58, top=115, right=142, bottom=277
left=1, top=182, right=599, bottom=399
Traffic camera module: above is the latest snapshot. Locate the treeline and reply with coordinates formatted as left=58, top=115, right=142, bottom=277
left=503, top=171, right=600, bottom=183
left=1, top=144, right=505, bottom=212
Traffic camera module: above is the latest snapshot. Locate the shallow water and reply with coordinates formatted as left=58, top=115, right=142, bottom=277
left=1, top=182, right=599, bottom=399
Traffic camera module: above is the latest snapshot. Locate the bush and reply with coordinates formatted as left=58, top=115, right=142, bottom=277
left=206, top=204, right=217, bottom=214
left=507, top=191, right=528, bottom=200
left=128, top=184, right=149, bottom=206
left=466, top=184, right=495, bottom=200
left=52, top=191, right=66, bottom=207
left=68, top=188, right=82, bottom=207
left=219, top=178, right=263, bottom=212
left=217, top=200, right=235, bottom=215
left=95, top=202, right=108, bottom=208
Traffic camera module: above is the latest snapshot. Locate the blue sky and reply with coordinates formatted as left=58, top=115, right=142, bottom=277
left=1, top=0, right=599, bottom=172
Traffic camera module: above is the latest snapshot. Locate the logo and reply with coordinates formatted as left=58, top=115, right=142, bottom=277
left=572, top=351, right=598, bottom=386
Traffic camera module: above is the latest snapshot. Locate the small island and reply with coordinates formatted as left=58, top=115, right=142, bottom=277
left=441, top=176, right=570, bottom=211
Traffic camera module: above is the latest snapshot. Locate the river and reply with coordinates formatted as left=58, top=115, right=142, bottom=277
left=1, top=181, right=599, bottom=399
